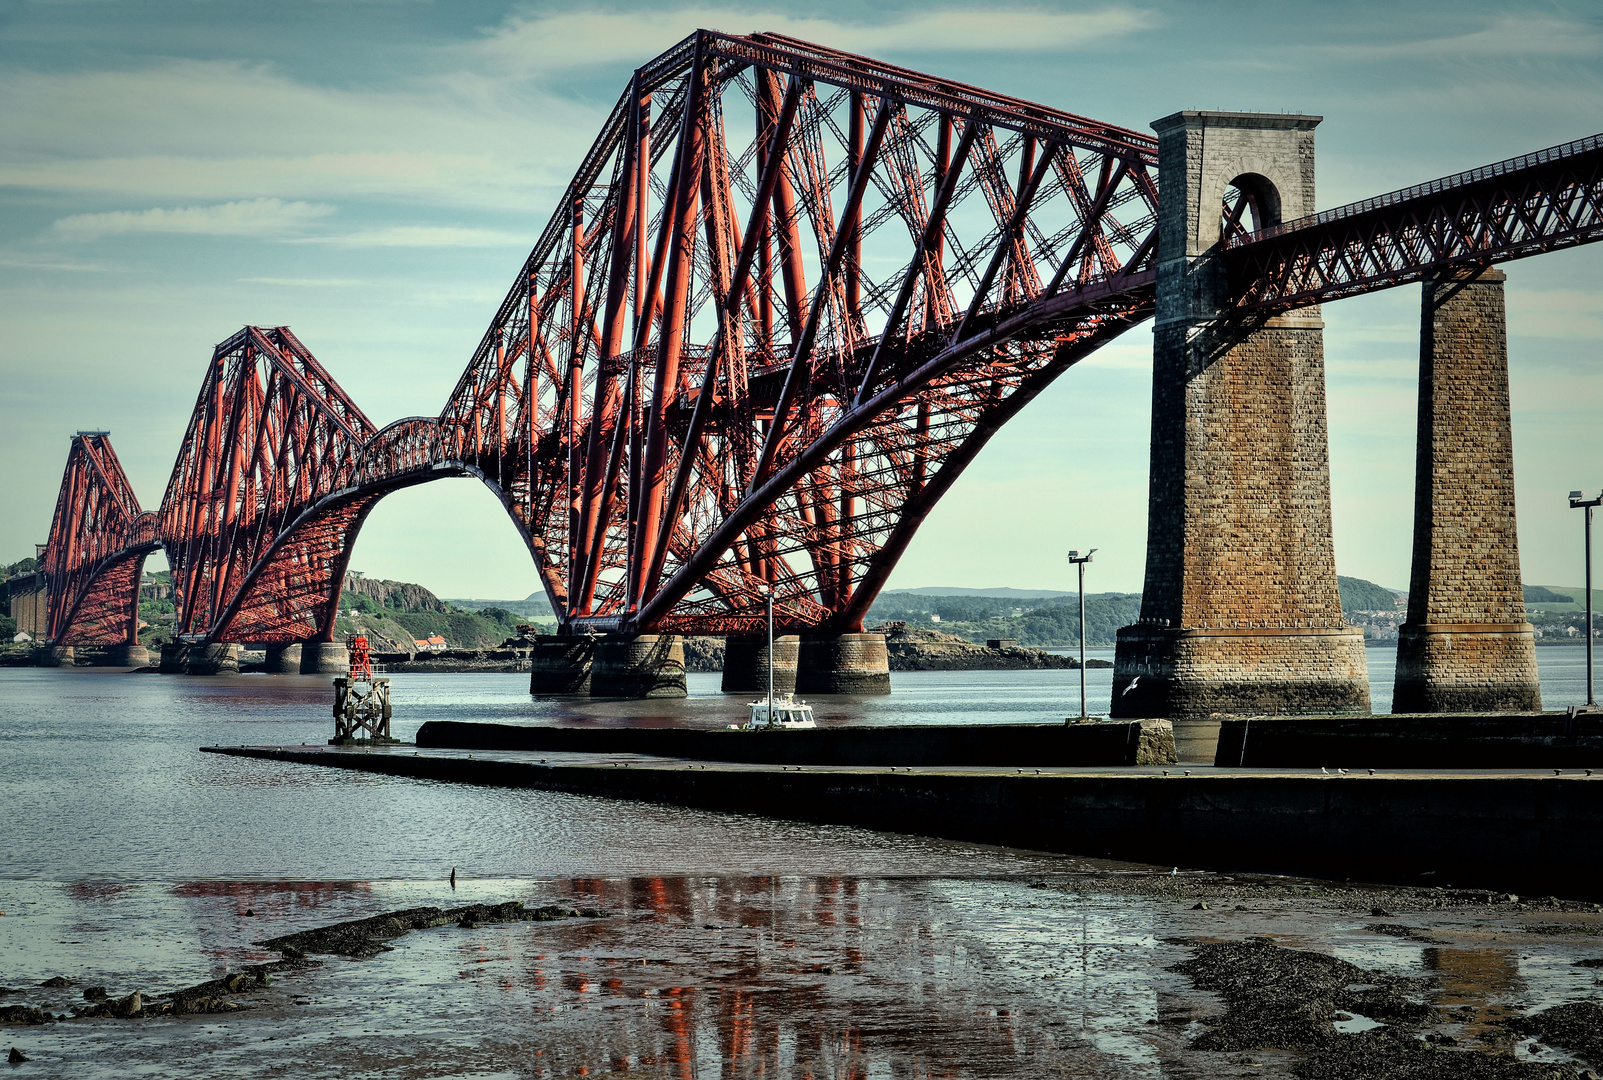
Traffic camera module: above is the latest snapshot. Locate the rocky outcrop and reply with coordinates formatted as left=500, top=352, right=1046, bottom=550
left=884, top=627, right=1099, bottom=671
left=342, top=576, right=448, bottom=614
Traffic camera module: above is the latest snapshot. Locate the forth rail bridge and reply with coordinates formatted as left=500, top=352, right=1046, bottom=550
left=21, top=31, right=1603, bottom=714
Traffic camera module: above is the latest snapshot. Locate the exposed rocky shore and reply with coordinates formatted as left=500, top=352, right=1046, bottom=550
left=0, top=900, right=603, bottom=1027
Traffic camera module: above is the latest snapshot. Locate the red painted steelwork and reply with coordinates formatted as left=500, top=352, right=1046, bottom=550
left=34, top=33, right=1603, bottom=649
left=1225, top=132, right=1603, bottom=312
left=42, top=433, right=158, bottom=645
left=463, top=30, right=1163, bottom=637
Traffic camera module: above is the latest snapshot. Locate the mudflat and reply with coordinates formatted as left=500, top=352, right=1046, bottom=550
left=5, top=871, right=1603, bottom=1078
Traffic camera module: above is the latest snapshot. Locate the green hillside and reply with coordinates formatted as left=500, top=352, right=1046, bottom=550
left=1337, top=576, right=1401, bottom=613
left=865, top=590, right=1142, bottom=647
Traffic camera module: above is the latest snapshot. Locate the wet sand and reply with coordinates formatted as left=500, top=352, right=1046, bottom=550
left=6, top=871, right=1603, bottom=1078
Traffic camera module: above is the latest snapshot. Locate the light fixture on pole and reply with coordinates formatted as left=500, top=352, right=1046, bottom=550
left=1569, top=490, right=1601, bottom=708
left=1067, top=549, right=1097, bottom=722
left=756, top=583, right=774, bottom=724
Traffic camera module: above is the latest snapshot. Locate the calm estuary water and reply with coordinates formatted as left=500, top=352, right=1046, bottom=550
left=2, top=648, right=1599, bottom=1078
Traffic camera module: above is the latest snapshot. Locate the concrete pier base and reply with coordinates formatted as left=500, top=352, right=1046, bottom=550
left=159, top=642, right=192, bottom=673
left=186, top=642, right=240, bottom=676
left=590, top=635, right=686, bottom=698
left=299, top=642, right=349, bottom=675
left=721, top=635, right=799, bottom=694
left=528, top=636, right=594, bottom=694
left=102, top=644, right=151, bottom=668
left=1113, top=627, right=1371, bottom=719
left=796, top=633, right=891, bottom=695
left=39, top=645, right=75, bottom=667
left=264, top=643, right=303, bottom=674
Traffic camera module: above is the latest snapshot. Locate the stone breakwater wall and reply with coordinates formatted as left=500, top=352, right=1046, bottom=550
left=202, top=745, right=1603, bottom=900
left=416, top=719, right=1178, bottom=768
left=1216, top=712, right=1603, bottom=768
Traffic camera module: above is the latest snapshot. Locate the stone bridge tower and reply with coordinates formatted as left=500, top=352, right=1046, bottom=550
left=1393, top=267, right=1541, bottom=712
left=1112, top=111, right=1370, bottom=718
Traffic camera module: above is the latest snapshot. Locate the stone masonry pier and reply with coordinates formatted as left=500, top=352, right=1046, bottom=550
left=1113, top=111, right=1368, bottom=718
left=1393, top=267, right=1542, bottom=712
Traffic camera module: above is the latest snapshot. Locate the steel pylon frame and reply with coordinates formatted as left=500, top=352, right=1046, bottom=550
left=41, top=433, right=158, bottom=645
left=453, top=29, right=1162, bottom=636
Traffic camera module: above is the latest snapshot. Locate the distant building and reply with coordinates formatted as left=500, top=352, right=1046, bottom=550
left=414, top=634, right=447, bottom=651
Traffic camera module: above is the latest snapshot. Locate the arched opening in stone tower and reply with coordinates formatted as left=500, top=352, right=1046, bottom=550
left=1220, top=172, right=1282, bottom=245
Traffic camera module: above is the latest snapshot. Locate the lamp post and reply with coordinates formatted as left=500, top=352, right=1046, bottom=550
left=1067, top=549, right=1097, bottom=721
left=1570, top=489, right=1601, bottom=707
left=756, top=583, right=774, bottom=723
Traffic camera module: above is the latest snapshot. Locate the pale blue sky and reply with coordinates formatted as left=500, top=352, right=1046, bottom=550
left=2, top=1, right=1600, bottom=598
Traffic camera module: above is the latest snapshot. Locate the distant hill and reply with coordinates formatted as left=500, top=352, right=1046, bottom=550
left=896, top=586, right=1075, bottom=599
left=340, top=574, right=539, bottom=650
left=1337, top=576, right=1403, bottom=613
left=445, top=593, right=555, bottom=619
left=866, top=590, right=1142, bottom=647
left=1524, top=585, right=1574, bottom=604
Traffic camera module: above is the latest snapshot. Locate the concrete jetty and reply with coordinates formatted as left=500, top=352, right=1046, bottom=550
left=201, top=742, right=1603, bottom=900
left=415, top=719, right=1178, bottom=767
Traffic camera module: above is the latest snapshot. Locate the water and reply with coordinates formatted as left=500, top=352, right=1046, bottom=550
left=3, top=652, right=1600, bottom=1077
left=2, top=645, right=1592, bottom=882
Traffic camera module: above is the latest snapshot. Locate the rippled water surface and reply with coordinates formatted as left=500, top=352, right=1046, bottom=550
left=3, top=651, right=1600, bottom=1077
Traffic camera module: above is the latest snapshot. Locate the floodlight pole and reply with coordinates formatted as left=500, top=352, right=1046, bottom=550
left=1572, top=490, right=1601, bottom=707
left=758, top=584, right=774, bottom=723
left=1067, top=549, right=1097, bottom=721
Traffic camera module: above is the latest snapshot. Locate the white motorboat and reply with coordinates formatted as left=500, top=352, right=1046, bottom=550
left=733, top=693, right=816, bottom=730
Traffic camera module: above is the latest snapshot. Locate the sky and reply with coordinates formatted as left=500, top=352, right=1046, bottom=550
left=2, top=0, right=1600, bottom=601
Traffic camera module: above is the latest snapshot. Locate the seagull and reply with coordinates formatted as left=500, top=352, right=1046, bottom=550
left=1184, top=770, right=1192, bottom=777
left=1321, top=767, right=1330, bottom=775
left=1170, top=867, right=1178, bottom=876
left=1121, top=676, right=1141, bottom=696
left=1337, top=768, right=1348, bottom=776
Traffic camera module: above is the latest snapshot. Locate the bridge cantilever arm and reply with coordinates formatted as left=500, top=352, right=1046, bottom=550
left=630, top=271, right=1155, bottom=632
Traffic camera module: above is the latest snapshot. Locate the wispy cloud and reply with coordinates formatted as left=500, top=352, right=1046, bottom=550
left=298, top=225, right=528, bottom=248
left=0, top=61, right=588, bottom=211
left=475, top=6, right=1158, bottom=73
left=0, top=251, right=113, bottom=273
left=240, top=277, right=371, bottom=288
left=53, top=198, right=335, bottom=241
left=1311, top=15, right=1603, bottom=62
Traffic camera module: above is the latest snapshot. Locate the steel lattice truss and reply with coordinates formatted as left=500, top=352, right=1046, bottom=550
left=1225, top=132, right=1603, bottom=312
left=36, top=32, right=1603, bottom=647
left=453, top=30, right=1161, bottom=635
left=156, top=327, right=380, bottom=642
left=42, top=433, right=158, bottom=644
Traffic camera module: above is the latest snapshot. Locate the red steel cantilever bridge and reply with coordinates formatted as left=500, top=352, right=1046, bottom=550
left=38, top=30, right=1603, bottom=650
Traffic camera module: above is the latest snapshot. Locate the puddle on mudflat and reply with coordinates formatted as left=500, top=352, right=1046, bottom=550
left=4, top=875, right=1603, bottom=1078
